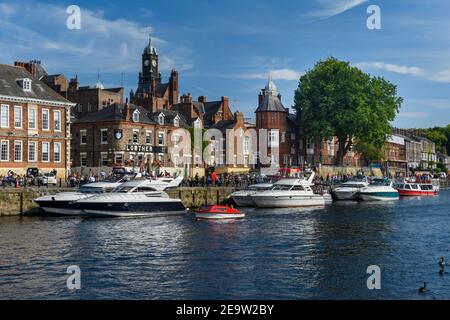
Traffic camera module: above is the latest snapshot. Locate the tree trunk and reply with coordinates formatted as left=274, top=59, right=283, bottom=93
left=336, top=135, right=352, bottom=166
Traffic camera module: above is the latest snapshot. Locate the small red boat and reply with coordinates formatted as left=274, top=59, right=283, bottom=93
left=394, top=181, right=439, bottom=196
left=194, top=205, right=245, bottom=220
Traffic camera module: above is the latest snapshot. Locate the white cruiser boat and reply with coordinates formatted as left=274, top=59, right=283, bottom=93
left=230, top=183, right=273, bottom=207
left=358, top=178, right=399, bottom=201
left=251, top=172, right=325, bottom=208
left=34, top=175, right=184, bottom=216
left=34, top=181, right=124, bottom=215
left=332, top=176, right=369, bottom=200
left=76, top=179, right=186, bottom=217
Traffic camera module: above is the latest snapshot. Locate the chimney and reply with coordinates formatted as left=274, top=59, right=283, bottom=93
left=14, top=61, right=37, bottom=77
left=123, top=98, right=131, bottom=121
left=221, top=96, right=229, bottom=114
left=258, top=92, right=264, bottom=106
left=198, top=96, right=207, bottom=103
left=235, top=111, right=244, bottom=126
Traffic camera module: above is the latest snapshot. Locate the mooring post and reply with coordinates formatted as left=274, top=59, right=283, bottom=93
left=192, top=190, right=195, bottom=207
left=204, top=189, right=208, bottom=205
left=19, top=191, right=24, bottom=216
left=216, top=189, right=220, bottom=204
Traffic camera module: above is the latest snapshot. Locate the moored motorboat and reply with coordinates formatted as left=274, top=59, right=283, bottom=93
left=230, top=183, right=273, bottom=207
left=76, top=178, right=186, bottom=217
left=194, top=205, right=245, bottom=220
left=251, top=172, right=325, bottom=208
left=332, top=176, right=369, bottom=200
left=394, top=180, right=439, bottom=196
left=359, top=178, right=399, bottom=201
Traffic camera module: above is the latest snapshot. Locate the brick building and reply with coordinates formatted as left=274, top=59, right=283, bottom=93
left=0, top=64, right=75, bottom=178
left=130, top=35, right=179, bottom=111
left=255, top=77, right=298, bottom=169
left=71, top=100, right=191, bottom=176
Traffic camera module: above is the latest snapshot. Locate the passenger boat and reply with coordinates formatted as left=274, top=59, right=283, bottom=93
left=251, top=172, right=325, bottom=208
left=194, top=205, right=245, bottom=220
left=358, top=178, right=399, bottom=201
left=332, top=176, right=369, bottom=200
left=230, top=183, right=273, bottom=207
left=76, top=178, right=186, bottom=217
left=394, top=179, right=439, bottom=196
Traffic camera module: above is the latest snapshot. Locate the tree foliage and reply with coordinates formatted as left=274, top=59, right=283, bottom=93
left=413, top=125, right=450, bottom=155
left=294, top=57, right=403, bottom=165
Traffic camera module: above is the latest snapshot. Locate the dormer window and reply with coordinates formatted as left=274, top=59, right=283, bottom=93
left=174, top=115, right=180, bottom=127
left=158, top=113, right=165, bottom=125
left=19, top=78, right=32, bottom=92
left=194, top=118, right=202, bottom=129
left=132, top=110, right=140, bottom=122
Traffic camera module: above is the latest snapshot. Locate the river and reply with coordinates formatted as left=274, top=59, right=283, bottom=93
left=1, top=190, right=449, bottom=299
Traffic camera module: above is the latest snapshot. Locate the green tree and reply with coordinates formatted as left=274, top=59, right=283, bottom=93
left=294, top=57, right=403, bottom=165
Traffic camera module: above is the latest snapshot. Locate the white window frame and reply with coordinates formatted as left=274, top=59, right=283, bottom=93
left=243, top=136, right=250, bottom=155
left=0, top=140, right=9, bottom=161
left=100, top=152, right=108, bottom=166
left=174, top=116, right=180, bottom=127
left=22, top=78, right=32, bottom=91
left=80, top=152, right=87, bottom=167
left=132, top=130, right=139, bottom=144
left=28, top=141, right=37, bottom=162
left=42, top=142, right=50, bottom=162
left=54, top=142, right=62, bottom=163
left=158, top=113, right=165, bottom=125
left=28, top=106, right=37, bottom=130
left=146, top=130, right=153, bottom=145
left=100, top=129, right=108, bottom=144
left=14, top=106, right=22, bottom=129
left=13, top=140, right=23, bottom=162
left=42, top=108, right=50, bottom=131
left=53, top=110, right=61, bottom=132
left=158, top=132, right=165, bottom=146
left=269, top=130, right=279, bottom=147
left=80, top=130, right=87, bottom=145
left=194, top=118, right=202, bottom=129
left=132, top=110, right=140, bottom=122
left=0, top=104, right=9, bottom=128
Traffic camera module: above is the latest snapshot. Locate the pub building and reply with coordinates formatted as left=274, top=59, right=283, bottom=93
left=71, top=100, right=191, bottom=176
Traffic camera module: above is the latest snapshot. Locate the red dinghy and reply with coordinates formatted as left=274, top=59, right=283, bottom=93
left=194, top=205, right=245, bottom=220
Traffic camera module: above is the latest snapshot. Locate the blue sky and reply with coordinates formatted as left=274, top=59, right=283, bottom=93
left=1, top=0, right=449, bottom=128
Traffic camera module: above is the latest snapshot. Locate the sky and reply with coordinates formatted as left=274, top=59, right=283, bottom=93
left=0, top=0, right=449, bottom=128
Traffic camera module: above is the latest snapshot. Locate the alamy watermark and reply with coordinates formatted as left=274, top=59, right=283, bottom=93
left=67, top=265, right=81, bottom=290
left=367, top=5, right=381, bottom=30
left=366, top=265, right=381, bottom=290
left=66, top=5, right=81, bottom=30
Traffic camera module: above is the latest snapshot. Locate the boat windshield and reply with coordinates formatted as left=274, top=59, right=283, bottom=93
left=339, top=183, right=363, bottom=188
left=114, top=186, right=135, bottom=193
left=370, top=179, right=390, bottom=186
left=271, top=185, right=292, bottom=191
left=78, top=186, right=109, bottom=194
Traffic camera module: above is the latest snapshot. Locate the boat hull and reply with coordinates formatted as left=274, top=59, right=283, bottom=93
left=359, top=192, right=399, bottom=201
left=80, top=200, right=187, bottom=217
left=231, top=195, right=255, bottom=207
left=333, top=190, right=360, bottom=200
left=397, top=190, right=438, bottom=196
left=252, top=195, right=325, bottom=208
left=195, top=213, right=245, bottom=220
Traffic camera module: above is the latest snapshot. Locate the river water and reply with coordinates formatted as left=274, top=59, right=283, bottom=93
left=0, top=190, right=449, bottom=300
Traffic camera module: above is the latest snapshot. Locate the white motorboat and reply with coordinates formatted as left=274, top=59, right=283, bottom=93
left=251, top=172, right=325, bottom=208
left=33, top=181, right=124, bottom=215
left=359, top=178, right=399, bottom=201
left=230, top=183, right=273, bottom=207
left=34, top=175, right=184, bottom=216
left=332, top=176, right=369, bottom=200
left=76, top=179, right=186, bottom=217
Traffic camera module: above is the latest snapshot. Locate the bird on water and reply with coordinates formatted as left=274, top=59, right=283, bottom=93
left=439, top=257, right=446, bottom=275
left=419, top=282, right=428, bottom=293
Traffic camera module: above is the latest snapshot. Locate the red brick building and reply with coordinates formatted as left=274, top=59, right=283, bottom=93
left=0, top=64, right=75, bottom=178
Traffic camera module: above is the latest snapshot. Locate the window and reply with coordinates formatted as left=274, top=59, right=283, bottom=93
left=133, top=130, right=139, bottom=144
left=101, top=129, right=108, bottom=144
left=28, top=141, right=37, bottom=162
left=243, top=136, right=250, bottom=155
left=54, top=110, right=61, bottom=131
left=0, top=140, right=9, bottom=161
left=1, top=104, right=9, bottom=128
left=158, top=132, right=164, bottom=146
left=269, top=130, right=279, bottom=147
left=174, top=116, right=180, bottom=127
left=114, top=153, right=123, bottom=165
left=54, top=142, right=61, bottom=163
left=42, top=109, right=49, bottom=130
left=13, top=141, right=22, bottom=162
left=281, top=132, right=286, bottom=143
left=80, top=153, right=87, bottom=167
left=158, top=113, right=165, bottom=125
left=22, top=78, right=32, bottom=91
left=80, top=130, right=87, bottom=145
left=172, top=133, right=180, bottom=147
left=42, top=142, right=50, bottom=162
left=28, top=107, right=37, bottom=129
left=132, top=110, right=140, bottom=122
left=146, top=131, right=153, bottom=144
left=100, top=152, right=108, bottom=166
left=77, top=104, right=83, bottom=113
left=194, top=118, right=202, bottom=128
left=14, top=106, right=22, bottom=128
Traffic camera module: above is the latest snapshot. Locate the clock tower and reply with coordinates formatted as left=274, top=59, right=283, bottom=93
left=141, top=34, right=160, bottom=83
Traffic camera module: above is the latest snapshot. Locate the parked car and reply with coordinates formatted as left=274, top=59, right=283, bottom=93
left=38, top=173, right=57, bottom=186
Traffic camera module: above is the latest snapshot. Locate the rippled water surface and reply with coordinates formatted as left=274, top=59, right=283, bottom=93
left=1, top=190, right=450, bottom=299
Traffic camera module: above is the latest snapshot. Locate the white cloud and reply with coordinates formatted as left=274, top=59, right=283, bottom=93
left=238, top=68, right=302, bottom=80
left=0, top=2, right=192, bottom=74
left=309, top=0, right=368, bottom=19
left=399, top=111, right=430, bottom=119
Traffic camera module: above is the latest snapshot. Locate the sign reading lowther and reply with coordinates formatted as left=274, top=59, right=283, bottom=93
left=126, top=145, right=168, bottom=153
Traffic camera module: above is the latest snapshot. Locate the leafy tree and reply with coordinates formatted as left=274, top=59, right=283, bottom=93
left=294, top=57, right=403, bottom=165
left=354, top=140, right=385, bottom=164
